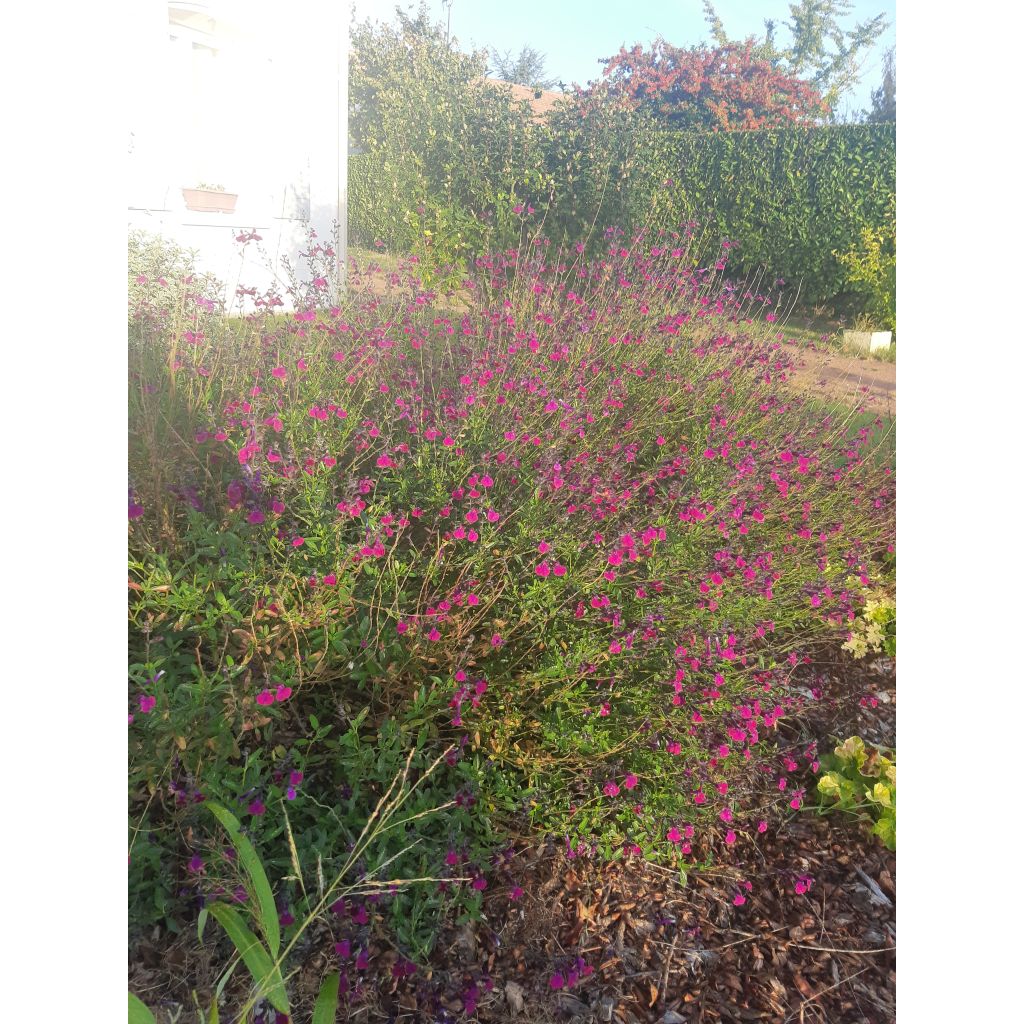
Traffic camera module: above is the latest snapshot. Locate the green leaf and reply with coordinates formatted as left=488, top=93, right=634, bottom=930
left=206, top=803, right=281, bottom=957
left=197, top=905, right=209, bottom=943
left=208, top=903, right=290, bottom=1014
left=128, top=993, right=156, bottom=1024
left=312, top=972, right=341, bottom=1024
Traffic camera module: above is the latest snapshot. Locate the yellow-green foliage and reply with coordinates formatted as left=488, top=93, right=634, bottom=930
left=817, top=736, right=895, bottom=850
left=835, top=197, right=896, bottom=330
left=842, top=585, right=896, bottom=659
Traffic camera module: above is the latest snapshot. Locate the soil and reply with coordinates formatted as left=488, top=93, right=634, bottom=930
left=785, top=345, right=895, bottom=414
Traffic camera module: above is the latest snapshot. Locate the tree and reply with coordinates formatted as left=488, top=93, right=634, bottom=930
left=862, top=47, right=895, bottom=123
left=591, top=39, right=829, bottom=131
left=701, top=0, right=889, bottom=111
left=489, top=45, right=559, bottom=92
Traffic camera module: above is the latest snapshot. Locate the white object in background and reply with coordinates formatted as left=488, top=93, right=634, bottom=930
left=844, top=330, right=893, bottom=353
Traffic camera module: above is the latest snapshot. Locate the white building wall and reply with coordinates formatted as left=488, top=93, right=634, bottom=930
left=128, top=1, right=347, bottom=309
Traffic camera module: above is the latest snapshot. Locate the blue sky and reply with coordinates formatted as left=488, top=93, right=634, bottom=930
left=351, top=0, right=896, bottom=117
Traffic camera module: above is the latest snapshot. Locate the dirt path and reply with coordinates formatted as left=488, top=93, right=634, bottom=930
left=785, top=345, right=896, bottom=414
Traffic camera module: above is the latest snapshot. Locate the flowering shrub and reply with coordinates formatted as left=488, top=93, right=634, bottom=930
left=816, top=736, right=896, bottom=849
left=129, top=221, right=895, bottom=962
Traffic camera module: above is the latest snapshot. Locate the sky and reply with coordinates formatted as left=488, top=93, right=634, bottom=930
left=350, top=0, right=896, bottom=118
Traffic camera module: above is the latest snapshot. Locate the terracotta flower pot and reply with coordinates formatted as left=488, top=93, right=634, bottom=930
left=182, top=188, right=238, bottom=214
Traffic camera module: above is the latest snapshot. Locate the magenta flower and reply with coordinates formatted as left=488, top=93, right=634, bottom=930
left=491, top=634, right=503, bottom=647
left=247, top=510, right=264, bottom=525
left=275, top=684, right=292, bottom=702
left=428, top=627, right=441, bottom=642
left=256, top=690, right=275, bottom=706
left=549, top=973, right=565, bottom=990
left=623, top=773, right=638, bottom=790
left=292, top=536, right=305, bottom=548
left=603, top=781, right=620, bottom=798
left=138, top=695, right=156, bottom=714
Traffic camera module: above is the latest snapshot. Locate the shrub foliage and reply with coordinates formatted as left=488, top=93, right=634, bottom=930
left=347, top=14, right=895, bottom=306
left=129, top=225, right=895, bottom=965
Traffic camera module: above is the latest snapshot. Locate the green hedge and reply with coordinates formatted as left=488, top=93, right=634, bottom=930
left=349, top=104, right=894, bottom=305
left=658, top=125, right=895, bottom=301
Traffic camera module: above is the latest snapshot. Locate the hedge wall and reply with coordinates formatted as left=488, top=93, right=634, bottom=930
left=349, top=116, right=895, bottom=306
left=658, top=125, right=895, bottom=302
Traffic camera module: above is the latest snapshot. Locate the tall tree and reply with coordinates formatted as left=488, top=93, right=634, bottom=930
left=863, top=47, right=895, bottom=123
left=489, top=45, right=559, bottom=91
left=701, top=0, right=889, bottom=111
left=592, top=39, right=829, bottom=131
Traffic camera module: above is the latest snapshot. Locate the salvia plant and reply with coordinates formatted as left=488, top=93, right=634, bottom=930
left=128, top=213, right=895, bottom=1010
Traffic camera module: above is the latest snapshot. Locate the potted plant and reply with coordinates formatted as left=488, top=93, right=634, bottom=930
left=182, top=183, right=238, bottom=214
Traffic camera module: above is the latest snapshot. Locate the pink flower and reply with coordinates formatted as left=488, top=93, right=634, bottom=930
left=623, top=774, right=638, bottom=790
left=725, top=830, right=737, bottom=845
left=256, top=690, right=275, bottom=706
left=376, top=454, right=393, bottom=469
left=247, top=510, right=264, bottom=525
left=138, top=695, right=156, bottom=714
left=292, top=536, right=305, bottom=547
left=486, top=509, right=500, bottom=523
left=275, top=685, right=292, bottom=702
left=553, top=564, right=567, bottom=577
left=719, top=807, right=733, bottom=823
left=491, top=634, right=503, bottom=647
left=549, top=973, right=564, bottom=990
left=535, top=562, right=551, bottom=577
left=757, top=820, right=768, bottom=834
left=694, top=790, right=707, bottom=805
left=428, top=628, right=441, bottom=642
left=271, top=366, right=287, bottom=379
left=538, top=541, right=550, bottom=554
left=733, top=893, right=746, bottom=906
left=603, top=781, right=620, bottom=798
left=667, top=827, right=682, bottom=844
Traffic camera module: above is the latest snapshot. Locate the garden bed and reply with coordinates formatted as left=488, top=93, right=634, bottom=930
left=129, top=653, right=895, bottom=1024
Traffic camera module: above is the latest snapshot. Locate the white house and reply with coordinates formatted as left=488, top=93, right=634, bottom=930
left=127, top=1, right=349, bottom=307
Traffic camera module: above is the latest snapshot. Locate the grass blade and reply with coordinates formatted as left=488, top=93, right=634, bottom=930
left=208, top=903, right=290, bottom=1015
left=312, top=972, right=340, bottom=1024
left=128, top=992, right=156, bottom=1024
left=206, top=802, right=281, bottom=957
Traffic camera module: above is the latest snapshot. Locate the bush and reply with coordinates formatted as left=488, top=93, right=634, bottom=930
left=129, top=224, right=895, bottom=965
left=835, top=195, right=896, bottom=330
left=816, top=736, right=896, bottom=849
